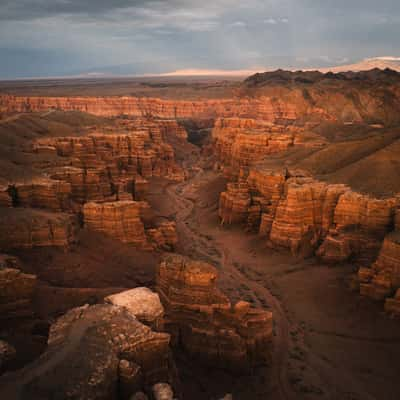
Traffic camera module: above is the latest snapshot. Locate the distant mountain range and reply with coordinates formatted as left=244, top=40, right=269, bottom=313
left=318, top=57, right=400, bottom=73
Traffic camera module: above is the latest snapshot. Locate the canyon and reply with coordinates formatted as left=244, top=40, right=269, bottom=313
left=0, top=70, right=400, bottom=400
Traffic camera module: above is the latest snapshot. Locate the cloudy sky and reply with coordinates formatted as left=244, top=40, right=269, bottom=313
left=0, top=0, right=399, bottom=78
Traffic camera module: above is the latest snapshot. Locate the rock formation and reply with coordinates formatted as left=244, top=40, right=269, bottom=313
left=359, top=232, right=400, bottom=303
left=219, top=166, right=398, bottom=264
left=0, top=207, right=77, bottom=250
left=0, top=254, right=37, bottom=320
left=83, top=201, right=177, bottom=250
left=105, top=287, right=164, bottom=330
left=0, top=303, right=172, bottom=400
left=156, top=254, right=273, bottom=371
left=83, top=201, right=151, bottom=249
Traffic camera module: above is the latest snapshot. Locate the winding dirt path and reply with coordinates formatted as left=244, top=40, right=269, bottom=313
left=165, top=168, right=296, bottom=400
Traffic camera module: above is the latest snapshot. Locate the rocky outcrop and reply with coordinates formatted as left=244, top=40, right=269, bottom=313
left=0, top=95, right=301, bottom=122
left=318, top=193, right=396, bottom=263
left=83, top=201, right=177, bottom=250
left=156, top=254, right=273, bottom=371
left=219, top=167, right=398, bottom=263
left=0, top=303, right=172, bottom=400
left=269, top=179, right=348, bottom=257
left=359, top=232, right=400, bottom=302
left=83, top=201, right=151, bottom=248
left=11, top=179, right=72, bottom=211
left=105, top=287, right=164, bottom=331
left=0, top=254, right=37, bottom=320
left=0, top=207, right=77, bottom=250
left=146, top=222, right=178, bottom=251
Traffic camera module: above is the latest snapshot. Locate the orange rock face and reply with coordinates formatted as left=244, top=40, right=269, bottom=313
left=212, top=118, right=325, bottom=178
left=0, top=95, right=301, bottom=122
left=219, top=166, right=397, bottom=263
left=269, top=179, right=348, bottom=257
left=156, top=254, right=273, bottom=371
left=318, top=192, right=397, bottom=263
left=83, top=201, right=177, bottom=250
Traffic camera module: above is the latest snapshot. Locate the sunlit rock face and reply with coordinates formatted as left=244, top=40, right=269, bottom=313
left=318, top=193, right=397, bottom=264
left=156, top=254, right=273, bottom=371
left=218, top=166, right=398, bottom=264
left=0, top=303, right=172, bottom=400
left=105, top=287, right=164, bottom=331
left=0, top=95, right=300, bottom=122
left=83, top=201, right=177, bottom=251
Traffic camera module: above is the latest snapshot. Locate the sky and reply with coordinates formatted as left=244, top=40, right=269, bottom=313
left=0, top=0, right=400, bottom=78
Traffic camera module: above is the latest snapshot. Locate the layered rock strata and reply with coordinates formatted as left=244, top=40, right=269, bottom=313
left=0, top=303, right=172, bottom=400
left=358, top=232, right=400, bottom=304
left=83, top=201, right=177, bottom=250
left=156, top=254, right=273, bottom=371
left=0, top=95, right=302, bottom=122
left=219, top=168, right=398, bottom=263
left=0, top=207, right=77, bottom=250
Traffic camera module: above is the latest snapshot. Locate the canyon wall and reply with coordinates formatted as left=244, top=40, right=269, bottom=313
left=156, top=254, right=273, bottom=371
left=0, top=94, right=304, bottom=123
left=0, top=116, right=185, bottom=252
left=83, top=201, right=177, bottom=251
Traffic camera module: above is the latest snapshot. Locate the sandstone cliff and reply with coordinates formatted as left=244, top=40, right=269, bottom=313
left=219, top=167, right=398, bottom=264
left=156, top=254, right=273, bottom=371
left=83, top=201, right=177, bottom=251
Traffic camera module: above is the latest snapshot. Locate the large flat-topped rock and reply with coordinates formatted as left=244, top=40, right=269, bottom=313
left=105, top=287, right=164, bottom=330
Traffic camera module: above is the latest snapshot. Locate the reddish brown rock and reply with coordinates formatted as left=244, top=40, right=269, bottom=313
left=83, top=201, right=151, bottom=249
left=0, top=207, right=77, bottom=250
left=12, top=178, right=72, bottom=211
left=156, top=254, right=273, bottom=371
left=0, top=303, right=172, bottom=400
left=146, top=222, right=178, bottom=252
left=269, top=179, right=348, bottom=256
left=0, top=254, right=37, bottom=320
left=0, top=185, right=11, bottom=207
left=318, top=192, right=397, bottom=264
left=359, top=232, right=400, bottom=302
left=385, top=289, right=400, bottom=317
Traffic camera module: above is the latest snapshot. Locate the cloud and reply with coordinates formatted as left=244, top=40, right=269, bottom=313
left=0, top=0, right=400, bottom=78
left=230, top=21, right=247, bottom=28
